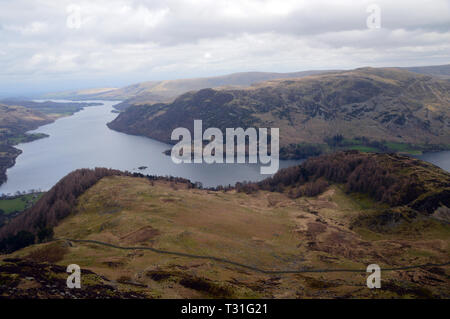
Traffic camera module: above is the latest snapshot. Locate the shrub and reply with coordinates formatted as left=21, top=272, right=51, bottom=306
left=26, top=243, right=68, bottom=263
left=0, top=230, right=35, bottom=253
left=37, top=227, right=54, bottom=243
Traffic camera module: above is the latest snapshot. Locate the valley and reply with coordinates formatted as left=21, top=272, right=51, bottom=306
left=0, top=65, right=449, bottom=300
left=1, top=0, right=449, bottom=305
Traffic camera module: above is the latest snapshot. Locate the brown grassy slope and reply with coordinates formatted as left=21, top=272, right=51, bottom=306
left=107, top=67, right=450, bottom=147
left=0, top=153, right=449, bottom=297
left=0, top=104, right=51, bottom=133
left=0, top=168, right=128, bottom=241
left=4, top=174, right=449, bottom=298
left=3, top=151, right=448, bottom=244
left=257, top=151, right=450, bottom=212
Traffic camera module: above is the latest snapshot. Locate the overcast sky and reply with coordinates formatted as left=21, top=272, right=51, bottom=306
left=0, top=0, right=449, bottom=96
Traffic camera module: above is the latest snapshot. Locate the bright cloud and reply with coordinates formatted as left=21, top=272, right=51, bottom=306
left=0, top=0, right=449, bottom=96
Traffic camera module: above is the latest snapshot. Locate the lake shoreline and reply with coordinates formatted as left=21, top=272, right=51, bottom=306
left=0, top=102, right=95, bottom=187
left=1, top=100, right=449, bottom=195
left=0, top=101, right=302, bottom=194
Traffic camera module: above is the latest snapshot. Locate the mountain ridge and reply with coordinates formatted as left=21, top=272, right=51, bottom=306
left=107, top=67, right=450, bottom=158
left=40, top=64, right=450, bottom=109
left=42, top=70, right=337, bottom=109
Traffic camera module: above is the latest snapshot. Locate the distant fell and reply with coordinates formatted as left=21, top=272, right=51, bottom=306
left=42, top=70, right=337, bottom=108
left=40, top=64, right=450, bottom=110
left=107, top=67, right=450, bottom=156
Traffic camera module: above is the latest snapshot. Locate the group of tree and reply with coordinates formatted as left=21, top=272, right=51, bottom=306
left=238, top=150, right=435, bottom=209
left=279, top=143, right=324, bottom=159
left=0, top=168, right=127, bottom=253
left=1, top=154, right=446, bottom=253
left=0, top=169, right=219, bottom=253
left=0, top=189, right=43, bottom=199
left=324, top=134, right=390, bottom=151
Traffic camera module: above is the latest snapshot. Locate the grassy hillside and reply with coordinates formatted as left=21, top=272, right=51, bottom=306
left=0, top=168, right=129, bottom=243
left=0, top=104, right=52, bottom=135
left=108, top=67, right=450, bottom=158
left=41, top=64, right=450, bottom=108
left=1, top=153, right=449, bottom=298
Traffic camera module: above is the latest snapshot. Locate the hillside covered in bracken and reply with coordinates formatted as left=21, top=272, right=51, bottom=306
left=0, top=168, right=197, bottom=253
left=1, top=151, right=449, bottom=299
left=0, top=168, right=127, bottom=252
left=256, top=151, right=450, bottom=210
left=1, top=151, right=449, bottom=254
left=241, top=151, right=450, bottom=231
left=108, top=67, right=450, bottom=158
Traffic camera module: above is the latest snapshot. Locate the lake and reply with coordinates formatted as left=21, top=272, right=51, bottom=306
left=416, top=151, right=450, bottom=172
left=1, top=100, right=449, bottom=195
left=0, top=101, right=301, bottom=194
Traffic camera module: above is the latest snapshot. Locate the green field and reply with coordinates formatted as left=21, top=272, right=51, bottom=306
left=383, top=142, right=423, bottom=155
left=336, top=138, right=445, bottom=155
left=0, top=193, right=43, bottom=215
left=6, top=133, right=49, bottom=146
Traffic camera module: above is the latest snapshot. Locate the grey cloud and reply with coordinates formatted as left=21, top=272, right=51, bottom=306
left=0, top=0, right=449, bottom=96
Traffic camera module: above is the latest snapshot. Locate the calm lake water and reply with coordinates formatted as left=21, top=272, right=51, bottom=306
left=1, top=100, right=449, bottom=195
left=416, top=151, right=450, bottom=172
left=0, top=101, right=301, bottom=194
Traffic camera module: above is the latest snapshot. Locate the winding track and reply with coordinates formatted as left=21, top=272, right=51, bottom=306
left=59, top=238, right=450, bottom=275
